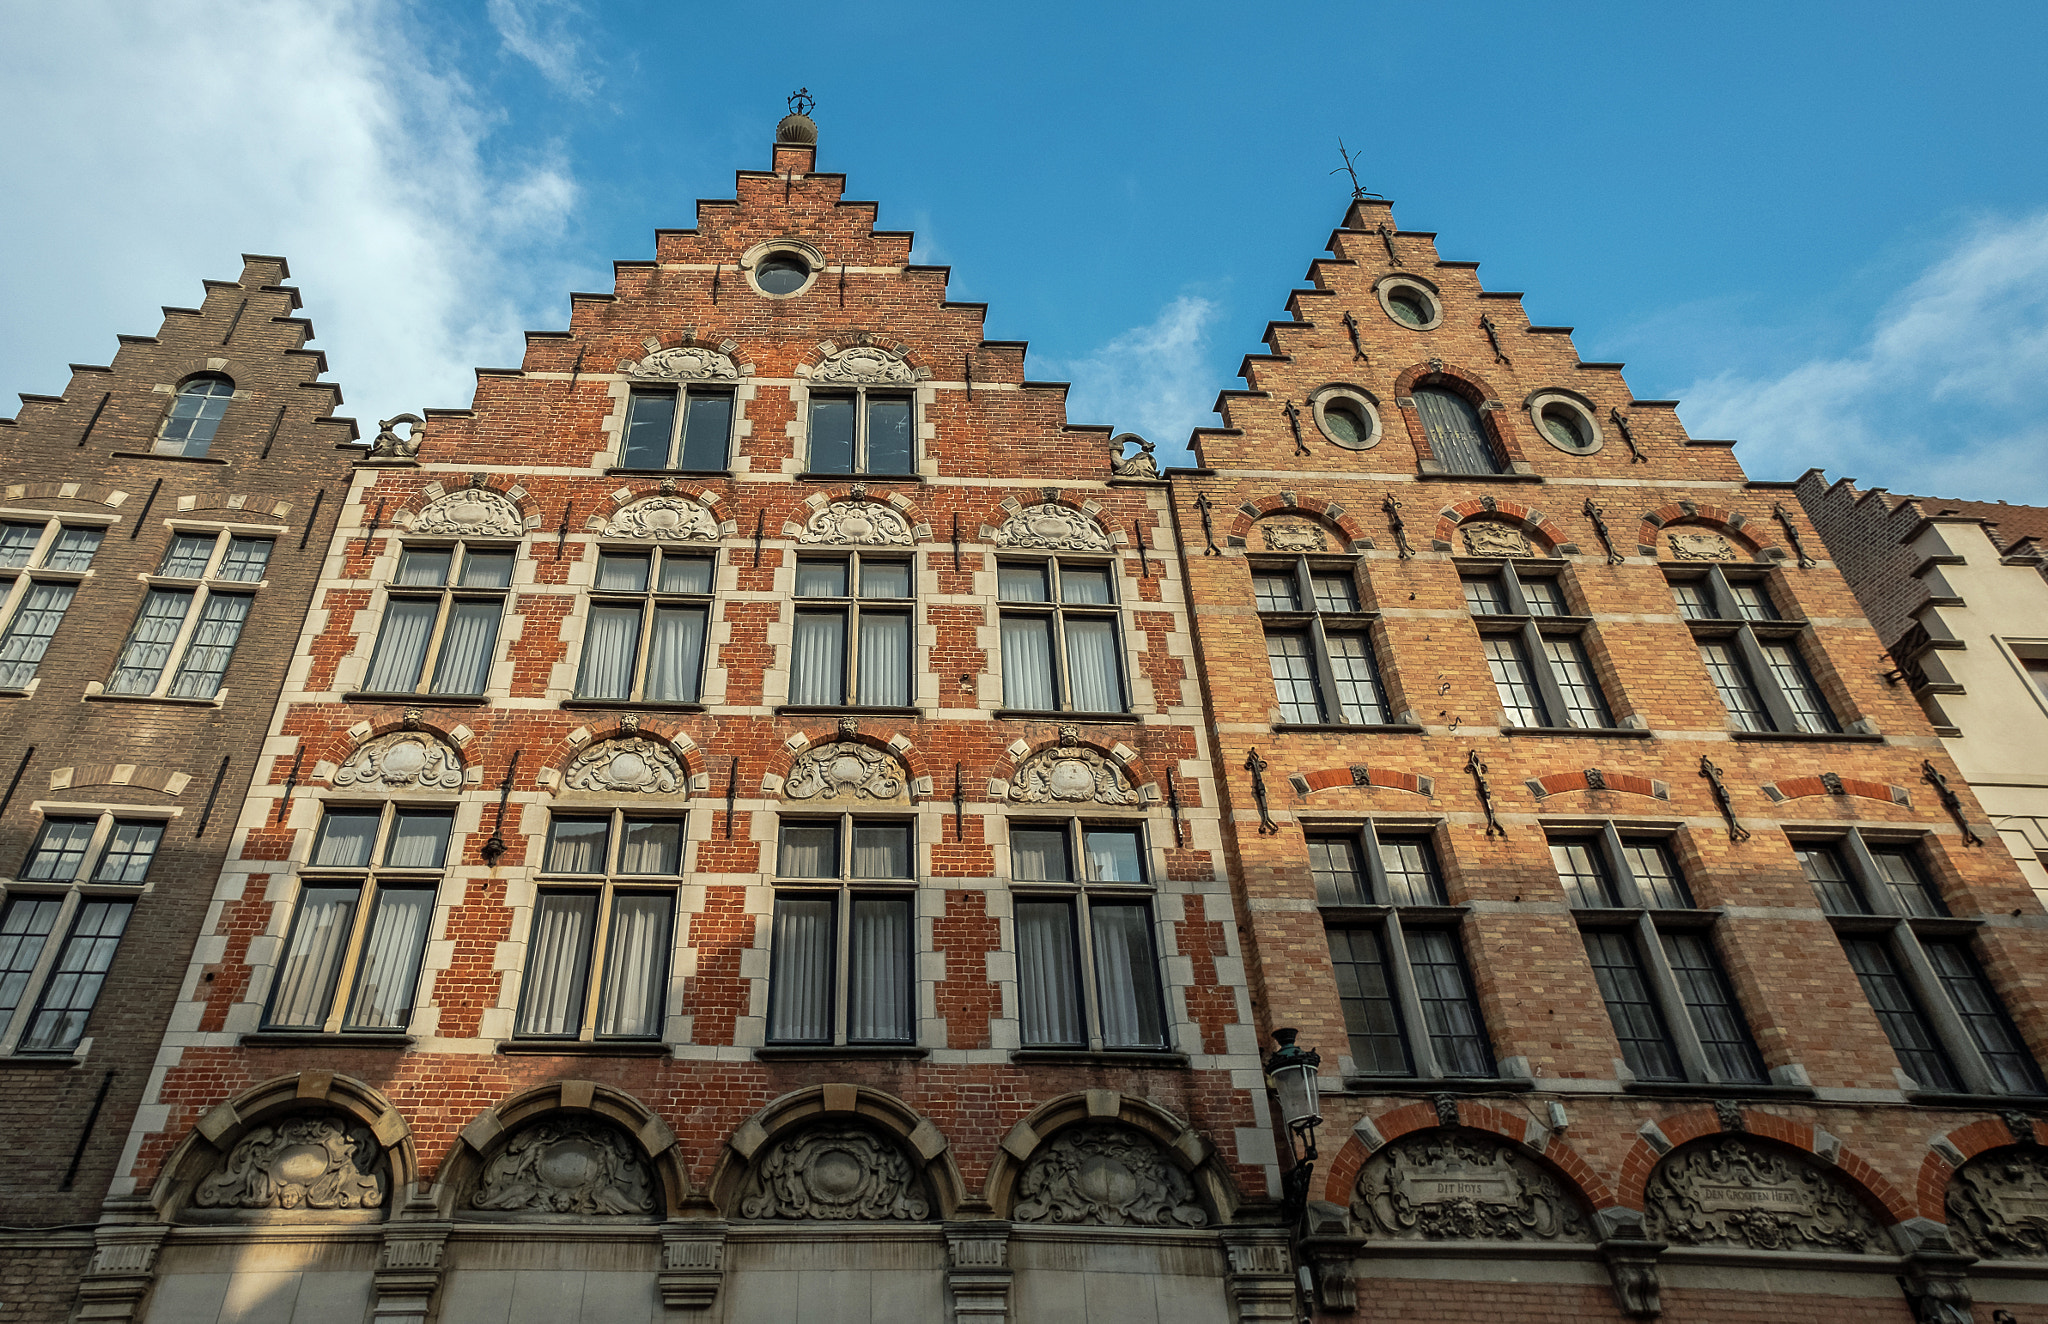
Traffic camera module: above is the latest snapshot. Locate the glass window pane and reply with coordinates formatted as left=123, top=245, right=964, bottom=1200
left=1796, top=845, right=1866, bottom=914
left=92, top=820, right=165, bottom=883
left=597, top=893, right=671, bottom=1038
left=1404, top=929, right=1493, bottom=1076
left=1671, top=581, right=1714, bottom=620
left=1520, top=579, right=1566, bottom=616
left=1000, top=614, right=1056, bottom=710
left=1926, top=940, right=2046, bottom=1095
left=1060, top=565, right=1113, bottom=605
left=107, top=588, right=194, bottom=694
left=158, top=534, right=216, bottom=578
left=645, top=605, right=707, bottom=704
left=1551, top=841, right=1615, bottom=908
left=545, top=818, right=610, bottom=874
left=1252, top=572, right=1299, bottom=612
left=768, top=896, right=833, bottom=1041
left=621, top=389, right=678, bottom=469
left=618, top=820, right=683, bottom=875
left=1870, top=848, right=1944, bottom=918
left=576, top=604, right=643, bottom=702
left=1329, top=633, right=1390, bottom=724
left=1084, top=828, right=1144, bottom=883
left=1415, top=387, right=1502, bottom=474
left=1266, top=632, right=1325, bottom=724
left=1328, top=928, right=1409, bottom=1075
left=265, top=887, right=358, bottom=1030
left=429, top=600, right=500, bottom=695
left=460, top=549, right=515, bottom=589
left=1543, top=636, right=1611, bottom=728
left=46, top=526, right=104, bottom=572
left=217, top=537, right=273, bottom=583
left=1091, top=902, right=1166, bottom=1049
left=343, top=886, right=433, bottom=1031
left=795, top=560, right=848, bottom=598
left=778, top=823, right=838, bottom=879
left=1064, top=617, right=1124, bottom=712
left=1584, top=931, right=1683, bottom=1081
left=0, top=897, right=63, bottom=1019
left=859, top=560, right=911, bottom=599
left=997, top=564, right=1049, bottom=602
left=679, top=392, right=734, bottom=471
left=1699, top=641, right=1771, bottom=732
left=168, top=591, right=251, bottom=699
left=384, top=809, right=453, bottom=869
left=1842, top=936, right=1960, bottom=1091
left=865, top=397, right=913, bottom=474
left=362, top=598, right=437, bottom=692
left=1017, top=900, right=1084, bottom=1046
left=0, top=523, right=40, bottom=569
left=658, top=555, right=713, bottom=595
left=850, top=823, right=911, bottom=880
left=1662, top=932, right=1768, bottom=1084
left=24, top=819, right=94, bottom=881
left=1462, top=577, right=1507, bottom=615
left=1011, top=828, right=1071, bottom=882
left=395, top=548, right=452, bottom=587
left=849, top=896, right=912, bottom=1042
left=21, top=900, right=133, bottom=1053
left=1730, top=582, right=1780, bottom=621
left=1623, top=842, right=1694, bottom=909
left=311, top=811, right=379, bottom=869
left=1381, top=838, right=1446, bottom=906
left=518, top=892, right=596, bottom=1036
left=1307, top=836, right=1366, bottom=905
left=596, top=552, right=651, bottom=593
left=1311, top=573, right=1358, bottom=613
left=808, top=394, right=856, bottom=474
left=855, top=611, right=910, bottom=707
left=1484, top=635, right=1547, bottom=727
left=0, top=582, right=77, bottom=687
left=790, top=611, right=847, bottom=706
left=157, top=377, right=232, bottom=456
left=1763, top=642, right=1837, bottom=734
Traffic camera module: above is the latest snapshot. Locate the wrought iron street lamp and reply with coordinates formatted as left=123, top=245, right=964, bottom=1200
left=1265, top=1027, right=1323, bottom=1223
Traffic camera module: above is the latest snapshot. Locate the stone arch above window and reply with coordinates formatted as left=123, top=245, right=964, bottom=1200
left=1429, top=498, right=1573, bottom=556
left=618, top=335, right=753, bottom=381
left=998, top=728, right=1152, bottom=808
left=985, top=1090, right=1237, bottom=1225
left=399, top=479, right=537, bottom=539
left=805, top=336, right=927, bottom=385
left=438, top=1080, right=690, bottom=1219
left=709, top=1083, right=963, bottom=1221
left=777, top=738, right=913, bottom=804
left=538, top=720, right=703, bottom=797
left=786, top=486, right=928, bottom=546
left=327, top=730, right=466, bottom=792
left=1391, top=362, right=1528, bottom=476
left=1644, top=1134, right=1891, bottom=1252
left=1222, top=493, right=1370, bottom=551
left=594, top=490, right=729, bottom=543
left=1350, top=1126, right=1592, bottom=1242
left=1636, top=502, right=1782, bottom=563
left=763, top=720, right=933, bottom=801
left=1945, top=1143, right=2048, bottom=1258
left=985, top=496, right=1118, bottom=552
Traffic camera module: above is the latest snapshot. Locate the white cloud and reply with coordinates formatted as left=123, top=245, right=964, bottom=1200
left=1678, top=212, right=2048, bottom=503
left=486, top=0, right=597, bottom=98
left=0, top=0, right=581, bottom=434
left=1044, top=296, right=1221, bottom=463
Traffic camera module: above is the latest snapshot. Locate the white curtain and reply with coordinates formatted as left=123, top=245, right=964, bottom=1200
left=364, top=598, right=436, bottom=692
left=852, top=823, right=909, bottom=879
left=578, top=604, right=642, bottom=700
left=858, top=561, right=910, bottom=599
left=618, top=820, right=681, bottom=875
left=597, top=893, right=671, bottom=1037
left=777, top=824, right=837, bottom=879
left=0, top=582, right=76, bottom=686
left=169, top=592, right=250, bottom=698
left=1084, top=829, right=1143, bottom=883
left=1063, top=618, right=1122, bottom=712
left=1016, top=901, right=1083, bottom=1046
left=385, top=811, right=452, bottom=869
left=1000, top=615, right=1054, bottom=710
left=790, top=612, right=845, bottom=705
left=997, top=566, right=1047, bottom=602
left=646, top=606, right=706, bottom=703
left=344, top=888, right=432, bottom=1029
left=795, top=560, right=847, bottom=597
left=396, top=549, right=450, bottom=587
left=769, top=897, right=832, bottom=1041
left=459, top=550, right=514, bottom=589
left=597, top=553, right=650, bottom=593
left=108, top=588, right=192, bottom=694
left=848, top=897, right=910, bottom=1041
left=518, top=893, right=595, bottom=1035
left=1060, top=566, right=1112, bottom=604
left=430, top=600, right=499, bottom=695
left=1091, top=903, right=1164, bottom=1049
left=856, top=611, right=909, bottom=706
left=0, top=898, right=61, bottom=1013
left=1010, top=828, right=1068, bottom=883
left=312, top=811, right=378, bottom=868
left=267, top=888, right=358, bottom=1029
left=544, top=818, right=608, bottom=874
left=659, top=555, right=713, bottom=595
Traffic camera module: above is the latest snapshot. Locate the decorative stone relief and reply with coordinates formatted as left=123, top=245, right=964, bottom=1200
left=813, top=345, right=916, bottom=385
left=992, top=503, right=1113, bottom=552
left=1011, top=1123, right=1208, bottom=1228
left=472, top=1117, right=657, bottom=1216
left=1006, top=738, right=1135, bottom=806
left=194, top=1115, right=385, bottom=1212
left=368, top=413, right=424, bottom=459
left=564, top=737, right=686, bottom=795
left=783, top=742, right=907, bottom=802
left=411, top=487, right=523, bottom=538
left=1110, top=433, right=1159, bottom=479
left=332, top=732, right=464, bottom=791
left=799, top=500, right=913, bottom=547
left=627, top=346, right=738, bottom=381
left=1668, top=531, right=1738, bottom=562
left=603, top=496, right=720, bottom=542
left=1947, top=1146, right=2048, bottom=1258
left=1643, top=1137, right=1887, bottom=1252
left=1461, top=523, right=1533, bottom=558
left=736, top=1125, right=930, bottom=1221
left=1350, top=1129, right=1589, bottom=1242
left=1259, top=518, right=1328, bottom=552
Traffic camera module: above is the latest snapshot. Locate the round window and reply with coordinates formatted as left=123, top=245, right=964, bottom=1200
left=755, top=252, right=812, bottom=296
left=1540, top=405, right=1588, bottom=451
left=1387, top=288, right=1433, bottom=327
left=1312, top=389, right=1381, bottom=450
left=1324, top=401, right=1367, bottom=446
left=1527, top=394, right=1604, bottom=456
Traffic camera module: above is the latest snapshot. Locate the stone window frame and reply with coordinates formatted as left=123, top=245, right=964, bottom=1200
left=780, top=549, right=919, bottom=716
left=1546, top=821, right=1772, bottom=1089
left=570, top=544, right=717, bottom=710
left=1667, top=564, right=1840, bottom=737
left=259, top=800, right=457, bottom=1038
left=739, top=238, right=826, bottom=301
left=1309, top=384, right=1384, bottom=451
left=0, top=509, right=112, bottom=695
left=799, top=382, right=920, bottom=479
left=616, top=381, right=738, bottom=474
left=511, top=808, right=689, bottom=1045
left=1250, top=553, right=1402, bottom=731
left=1524, top=388, right=1605, bottom=457
left=764, top=811, right=921, bottom=1049
left=1007, top=815, right=1172, bottom=1055
left=992, top=553, right=1132, bottom=719
left=0, top=801, right=175, bottom=1057
left=153, top=371, right=238, bottom=459
left=1305, top=816, right=1500, bottom=1085
left=1460, top=557, right=1625, bottom=733
left=1373, top=274, right=1444, bottom=332
left=97, top=520, right=280, bottom=704
left=1794, top=828, right=2047, bottom=1100
left=355, top=538, right=520, bottom=701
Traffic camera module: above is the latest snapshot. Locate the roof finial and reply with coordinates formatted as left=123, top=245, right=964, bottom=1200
left=778, top=88, right=819, bottom=146
left=789, top=87, right=815, bottom=117
left=1331, top=138, right=1383, bottom=202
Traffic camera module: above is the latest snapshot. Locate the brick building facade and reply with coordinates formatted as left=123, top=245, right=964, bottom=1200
left=0, top=257, right=355, bottom=1317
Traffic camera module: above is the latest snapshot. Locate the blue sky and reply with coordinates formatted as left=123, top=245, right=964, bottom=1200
left=4, top=0, right=2047, bottom=502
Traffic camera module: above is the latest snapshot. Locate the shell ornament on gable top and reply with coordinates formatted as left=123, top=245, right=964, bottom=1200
left=1643, top=1137, right=1887, bottom=1253
left=799, top=500, right=914, bottom=547
left=1461, top=522, right=1533, bottom=558
left=471, top=1117, right=657, bottom=1217
left=993, top=503, right=1113, bottom=553
left=332, top=732, right=464, bottom=791
left=783, top=742, right=907, bottom=802
left=411, top=487, right=524, bottom=539
left=604, top=496, right=721, bottom=543
left=1668, top=530, right=1739, bottom=562
left=627, top=345, right=739, bottom=381
left=1007, top=742, right=1135, bottom=806
left=1011, top=1123, right=1207, bottom=1228
left=737, top=1125, right=931, bottom=1221
left=193, top=1115, right=385, bottom=1212
left=1350, top=1129, right=1589, bottom=1242
left=563, top=737, right=686, bottom=795
left=812, top=345, right=917, bottom=385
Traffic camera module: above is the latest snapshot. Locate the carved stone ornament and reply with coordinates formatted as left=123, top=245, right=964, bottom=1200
left=563, top=737, right=686, bottom=795
left=992, top=502, right=1113, bottom=552
left=471, top=1116, right=657, bottom=1217
left=332, top=732, right=464, bottom=791
left=412, top=487, right=523, bottom=538
left=1007, top=743, right=1135, bottom=806
left=1461, top=522, right=1533, bottom=558
left=193, top=1114, right=385, bottom=1212
left=1260, top=518, right=1329, bottom=553
left=369, top=413, right=424, bottom=459
left=1947, top=1146, right=2048, bottom=1258
left=737, top=1125, right=930, bottom=1221
left=799, top=500, right=913, bottom=547
left=783, top=742, right=906, bottom=802
left=813, top=345, right=916, bottom=385
left=1012, top=1124, right=1208, bottom=1228
left=1643, top=1137, right=1887, bottom=1252
left=1350, top=1129, right=1589, bottom=1242
left=603, top=496, right=720, bottom=543
left=1110, top=433, right=1159, bottom=478
left=628, top=345, right=738, bottom=381
left=1668, top=531, right=1738, bottom=562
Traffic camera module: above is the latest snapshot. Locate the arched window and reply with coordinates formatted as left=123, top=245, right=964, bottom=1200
left=155, top=375, right=234, bottom=458
left=1414, top=386, right=1503, bottom=475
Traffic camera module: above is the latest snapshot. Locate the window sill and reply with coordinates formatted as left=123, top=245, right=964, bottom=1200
left=0, top=1054, right=87, bottom=1069
left=1009, top=1049, right=1188, bottom=1068
left=1272, top=722, right=1425, bottom=735
left=1622, top=1081, right=1816, bottom=1100
left=561, top=699, right=707, bottom=713
left=604, top=468, right=734, bottom=479
left=0, top=688, right=31, bottom=699
left=1907, top=1090, right=2048, bottom=1109
left=794, top=471, right=925, bottom=484
left=110, top=450, right=230, bottom=465
left=84, top=691, right=223, bottom=708
left=993, top=709, right=1141, bottom=724
left=1502, top=725, right=1651, bottom=739
left=240, top=1032, right=414, bottom=1049
left=339, top=692, right=492, bottom=707
left=756, top=1044, right=929, bottom=1061
left=1728, top=730, right=1882, bottom=743
left=498, top=1039, right=670, bottom=1057
left=1413, top=471, right=1542, bottom=484
left=773, top=704, right=924, bottom=718
left=1337, top=1076, right=1535, bottom=1093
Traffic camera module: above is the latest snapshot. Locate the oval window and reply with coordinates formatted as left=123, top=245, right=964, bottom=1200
left=1386, top=288, right=1432, bottom=327
left=1540, top=404, right=1588, bottom=451
left=755, top=252, right=811, bottom=295
left=1322, top=399, right=1369, bottom=447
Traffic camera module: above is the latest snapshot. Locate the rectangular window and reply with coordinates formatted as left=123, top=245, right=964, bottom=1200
left=18, top=900, right=132, bottom=1053
left=101, top=528, right=277, bottom=699
left=1698, top=641, right=1770, bottom=731
left=1661, top=932, right=1768, bottom=1084
left=363, top=542, right=512, bottom=698
left=1869, top=846, right=1945, bottom=918
left=1585, top=930, right=1682, bottom=1081
left=1670, top=581, right=1714, bottom=620
left=1266, top=633, right=1323, bottom=725
left=1012, top=820, right=1167, bottom=1051
left=1016, top=899, right=1084, bottom=1046
left=0, top=898, right=62, bottom=1023
left=0, top=518, right=103, bottom=687
left=0, top=582, right=77, bottom=688
left=1464, top=566, right=1616, bottom=730
left=999, top=559, right=1126, bottom=714
left=807, top=391, right=915, bottom=475
left=1762, top=642, right=1838, bottom=733
left=1483, top=636, right=1547, bottom=726
left=1551, top=840, right=1617, bottom=908
left=517, top=812, right=682, bottom=1040
left=1328, top=928, right=1411, bottom=1075
left=768, top=817, right=916, bottom=1045
left=1406, top=929, right=1493, bottom=1076
left=576, top=549, right=713, bottom=704
left=1256, top=559, right=1390, bottom=728
left=24, top=819, right=94, bottom=882
left=787, top=554, right=912, bottom=709
left=1797, top=844, right=1866, bottom=914
left=1926, top=940, right=2047, bottom=1095
left=167, top=592, right=251, bottom=698
left=1674, top=567, right=1841, bottom=735
left=107, top=588, right=193, bottom=694
left=0, top=523, right=41, bottom=569
left=1842, top=936, right=1961, bottom=1092
left=1542, top=637, right=1612, bottom=727
left=621, top=386, right=734, bottom=471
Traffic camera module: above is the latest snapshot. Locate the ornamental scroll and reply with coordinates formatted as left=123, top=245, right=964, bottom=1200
left=992, top=503, right=1113, bottom=553
left=332, top=732, right=464, bottom=791
left=1350, top=1129, right=1589, bottom=1242
left=193, top=1114, right=386, bottom=1213
left=799, top=501, right=914, bottom=547
left=783, top=742, right=907, bottom=803
left=411, top=487, right=524, bottom=538
left=563, top=737, right=687, bottom=795
left=1643, top=1137, right=1887, bottom=1252
left=1947, top=1146, right=2048, bottom=1258
left=1461, top=522, right=1533, bottom=558
left=1011, top=1123, right=1208, bottom=1228
left=471, top=1117, right=658, bottom=1217
left=1667, top=531, right=1739, bottom=562
left=1007, top=738, right=1136, bottom=806
left=736, top=1125, right=931, bottom=1221
left=813, top=345, right=917, bottom=386
left=603, top=496, right=720, bottom=543
left=625, top=346, right=739, bottom=381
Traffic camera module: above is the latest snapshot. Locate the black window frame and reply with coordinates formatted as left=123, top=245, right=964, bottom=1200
left=995, top=556, right=1129, bottom=717
left=1009, top=819, right=1169, bottom=1054
left=784, top=551, right=917, bottom=713
left=1252, top=556, right=1400, bottom=730
left=573, top=546, right=716, bottom=707
left=1462, top=560, right=1619, bottom=732
left=803, top=387, right=917, bottom=478
left=1669, top=565, right=1840, bottom=736
left=359, top=540, right=517, bottom=699
left=618, top=384, right=736, bottom=474
left=765, top=814, right=919, bottom=1047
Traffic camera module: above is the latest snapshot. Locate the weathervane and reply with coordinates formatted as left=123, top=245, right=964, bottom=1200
left=789, top=88, right=815, bottom=117
left=1331, top=138, right=1383, bottom=202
